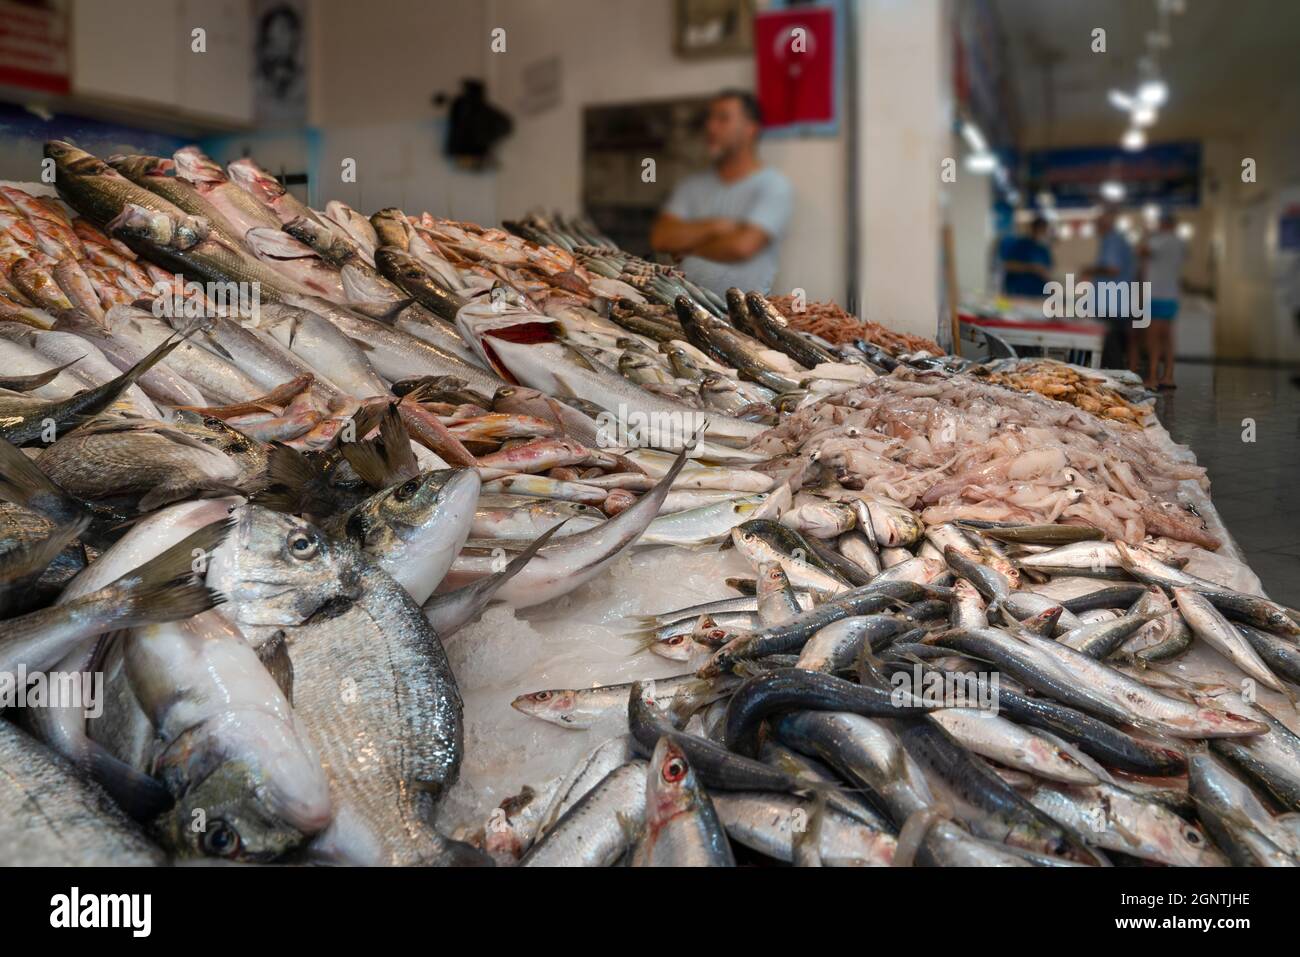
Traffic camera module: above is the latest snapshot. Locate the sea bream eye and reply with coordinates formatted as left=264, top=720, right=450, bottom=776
left=201, top=821, right=241, bottom=858
left=395, top=478, right=421, bottom=501
left=287, top=529, right=318, bottom=560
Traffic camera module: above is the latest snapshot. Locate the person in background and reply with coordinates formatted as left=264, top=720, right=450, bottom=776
left=997, top=215, right=1053, bottom=298
left=1087, top=206, right=1137, bottom=369
left=650, top=89, right=793, bottom=297
left=1133, top=210, right=1187, bottom=389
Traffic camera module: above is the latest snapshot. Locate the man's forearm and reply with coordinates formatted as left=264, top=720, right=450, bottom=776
left=689, top=224, right=769, bottom=263
left=650, top=217, right=732, bottom=255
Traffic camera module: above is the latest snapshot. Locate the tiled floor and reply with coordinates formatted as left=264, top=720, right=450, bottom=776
left=1156, top=363, right=1300, bottom=607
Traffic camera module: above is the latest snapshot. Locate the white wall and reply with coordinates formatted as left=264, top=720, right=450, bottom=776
left=857, top=0, right=951, bottom=340
left=948, top=134, right=994, bottom=299
left=1208, top=89, right=1300, bottom=363
left=71, top=0, right=253, bottom=126
left=308, top=0, right=497, bottom=223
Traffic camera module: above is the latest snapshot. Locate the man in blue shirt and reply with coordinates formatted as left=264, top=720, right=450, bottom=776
left=998, top=216, right=1053, bottom=298
left=651, top=90, right=793, bottom=296
left=1087, top=207, right=1137, bottom=369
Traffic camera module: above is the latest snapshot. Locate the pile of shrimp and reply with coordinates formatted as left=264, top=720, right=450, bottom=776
left=974, top=360, right=1148, bottom=426
left=767, top=295, right=942, bottom=357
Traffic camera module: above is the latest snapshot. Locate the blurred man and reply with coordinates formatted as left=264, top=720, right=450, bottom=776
left=650, top=90, right=793, bottom=296
left=1087, top=207, right=1137, bottom=369
left=1133, top=210, right=1187, bottom=389
left=998, top=215, right=1053, bottom=298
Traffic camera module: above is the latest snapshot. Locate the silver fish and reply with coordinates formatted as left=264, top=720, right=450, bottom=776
left=1189, top=752, right=1300, bottom=866
left=631, top=736, right=734, bottom=866
left=519, top=761, right=647, bottom=867
left=0, top=721, right=164, bottom=866
left=126, top=611, right=334, bottom=862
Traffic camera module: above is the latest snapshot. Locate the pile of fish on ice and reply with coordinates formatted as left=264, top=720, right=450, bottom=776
left=0, top=141, right=1296, bottom=867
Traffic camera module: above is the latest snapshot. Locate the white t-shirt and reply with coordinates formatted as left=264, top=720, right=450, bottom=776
left=663, top=167, right=793, bottom=296
left=1145, top=232, right=1186, bottom=301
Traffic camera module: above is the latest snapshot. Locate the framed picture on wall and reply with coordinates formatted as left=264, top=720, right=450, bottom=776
left=674, top=0, right=755, bottom=59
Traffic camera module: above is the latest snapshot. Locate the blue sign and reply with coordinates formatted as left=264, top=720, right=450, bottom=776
left=1025, top=142, right=1201, bottom=209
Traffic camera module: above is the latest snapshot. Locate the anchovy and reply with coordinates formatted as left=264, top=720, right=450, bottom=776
left=519, top=762, right=647, bottom=867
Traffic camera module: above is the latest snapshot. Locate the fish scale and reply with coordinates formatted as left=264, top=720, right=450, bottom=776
left=286, top=564, right=464, bottom=865
left=0, top=720, right=164, bottom=865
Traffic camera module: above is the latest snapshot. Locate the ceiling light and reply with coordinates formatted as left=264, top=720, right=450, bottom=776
left=1100, top=181, right=1126, bottom=202
left=1122, top=128, right=1146, bottom=151
left=1176, top=222, right=1194, bottom=240
left=1137, top=79, right=1168, bottom=108
left=1108, top=89, right=1135, bottom=112
left=965, top=152, right=997, bottom=174
left=961, top=122, right=987, bottom=154
left=1132, top=105, right=1157, bottom=127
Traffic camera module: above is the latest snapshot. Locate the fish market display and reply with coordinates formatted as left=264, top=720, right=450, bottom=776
left=0, top=141, right=1295, bottom=868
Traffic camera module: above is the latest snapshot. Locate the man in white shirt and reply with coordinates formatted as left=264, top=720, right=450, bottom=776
left=1134, top=210, right=1187, bottom=389
left=650, top=90, right=793, bottom=296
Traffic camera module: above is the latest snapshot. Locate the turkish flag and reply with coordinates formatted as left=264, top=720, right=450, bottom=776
left=754, top=7, right=835, bottom=129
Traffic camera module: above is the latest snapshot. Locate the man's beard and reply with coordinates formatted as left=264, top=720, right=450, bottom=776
left=709, top=142, right=741, bottom=165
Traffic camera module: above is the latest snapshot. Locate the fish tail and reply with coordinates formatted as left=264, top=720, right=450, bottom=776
left=253, top=441, right=336, bottom=514
left=626, top=628, right=667, bottom=653
left=0, top=355, right=84, bottom=393
left=100, top=517, right=232, bottom=625
left=340, top=404, right=418, bottom=489
left=371, top=296, right=417, bottom=323
left=423, top=521, right=564, bottom=636
left=0, top=436, right=86, bottom=524
left=0, top=514, right=90, bottom=615
left=627, top=613, right=667, bottom=626
left=0, top=515, right=88, bottom=580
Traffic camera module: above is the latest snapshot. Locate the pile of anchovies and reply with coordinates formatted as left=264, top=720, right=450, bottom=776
left=495, top=516, right=1300, bottom=867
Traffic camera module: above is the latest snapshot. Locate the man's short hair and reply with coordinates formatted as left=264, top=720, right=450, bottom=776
left=714, top=88, right=763, bottom=126
left=1030, top=216, right=1049, bottom=233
